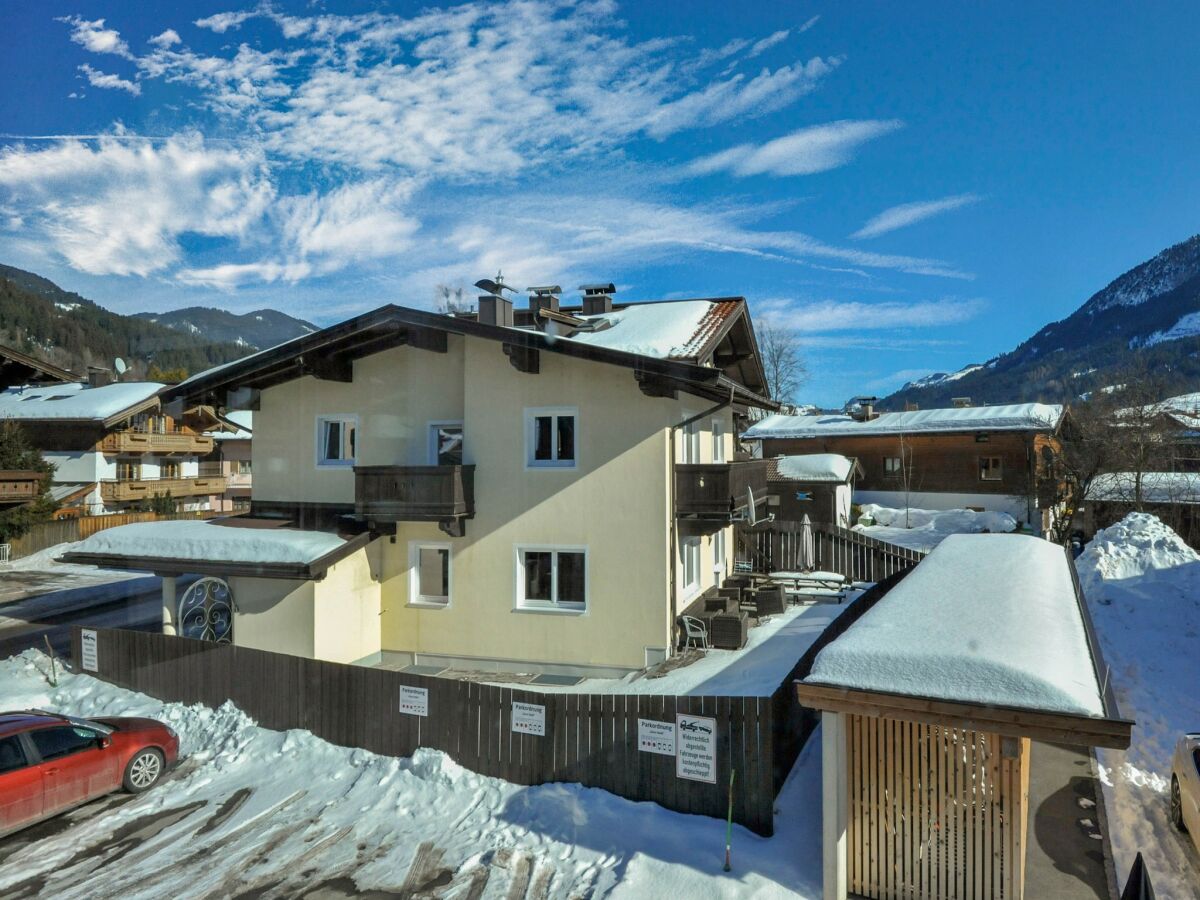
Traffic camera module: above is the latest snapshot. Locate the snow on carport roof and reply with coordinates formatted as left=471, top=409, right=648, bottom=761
left=743, top=402, right=1064, bottom=439
left=805, top=533, right=1106, bottom=717
left=771, top=453, right=855, bottom=483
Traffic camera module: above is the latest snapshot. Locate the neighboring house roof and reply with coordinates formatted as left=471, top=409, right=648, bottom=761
left=0, top=381, right=163, bottom=426
left=61, top=519, right=371, bottom=579
left=172, top=303, right=776, bottom=411
left=767, top=454, right=859, bottom=484
left=564, top=298, right=739, bottom=359
left=805, top=534, right=1108, bottom=717
left=1086, top=471, right=1200, bottom=505
left=0, top=342, right=78, bottom=388
left=744, top=402, right=1065, bottom=440
left=207, top=409, right=253, bottom=441
left=48, top=482, right=93, bottom=504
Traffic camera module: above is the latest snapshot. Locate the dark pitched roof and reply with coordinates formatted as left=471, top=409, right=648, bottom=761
left=0, top=343, right=78, bottom=389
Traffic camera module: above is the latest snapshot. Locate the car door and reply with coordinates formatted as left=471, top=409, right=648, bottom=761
left=28, top=725, right=118, bottom=814
left=0, top=734, right=42, bottom=834
left=1186, top=745, right=1200, bottom=845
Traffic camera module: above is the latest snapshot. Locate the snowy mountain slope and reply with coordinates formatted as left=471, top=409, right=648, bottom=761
left=1076, top=513, right=1200, bottom=897
left=884, top=234, right=1200, bottom=409
left=133, top=307, right=316, bottom=352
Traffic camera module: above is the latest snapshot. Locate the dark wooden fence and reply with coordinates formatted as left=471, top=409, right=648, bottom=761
left=71, top=627, right=777, bottom=835
left=738, top=520, right=925, bottom=582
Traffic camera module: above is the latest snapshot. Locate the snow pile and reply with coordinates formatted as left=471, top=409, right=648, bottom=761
left=67, top=520, right=346, bottom=565
left=807, top=534, right=1105, bottom=716
left=564, top=300, right=716, bottom=359
left=1077, top=513, right=1200, bottom=895
left=853, top=504, right=1017, bottom=552
left=0, top=382, right=163, bottom=421
left=0, top=650, right=823, bottom=899
left=774, top=454, right=854, bottom=483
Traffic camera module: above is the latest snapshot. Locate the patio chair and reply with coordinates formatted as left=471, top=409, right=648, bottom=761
left=679, top=615, right=710, bottom=651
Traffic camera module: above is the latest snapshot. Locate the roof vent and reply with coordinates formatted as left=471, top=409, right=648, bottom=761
left=952, top=396, right=972, bottom=408
left=87, top=366, right=114, bottom=389
left=474, top=272, right=516, bottom=327
left=904, top=401, right=920, bottom=412
left=580, top=282, right=615, bottom=316
left=847, top=395, right=879, bottom=422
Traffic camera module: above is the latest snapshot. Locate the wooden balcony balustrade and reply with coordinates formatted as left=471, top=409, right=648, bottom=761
left=100, top=476, right=227, bottom=502
left=354, top=465, right=475, bottom=536
left=0, top=470, right=42, bottom=504
left=100, top=430, right=214, bottom=455
left=675, top=459, right=770, bottom=522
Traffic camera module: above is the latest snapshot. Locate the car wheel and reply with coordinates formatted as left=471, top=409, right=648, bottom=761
left=123, top=748, right=165, bottom=793
left=1171, top=776, right=1186, bottom=831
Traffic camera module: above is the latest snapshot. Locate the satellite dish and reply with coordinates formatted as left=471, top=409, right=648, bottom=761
left=746, top=485, right=758, bottom=527
left=114, top=357, right=128, bottom=376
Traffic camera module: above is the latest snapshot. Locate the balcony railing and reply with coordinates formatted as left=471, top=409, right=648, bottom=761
left=100, top=477, right=227, bottom=503
left=354, top=465, right=475, bottom=535
left=675, top=459, right=770, bottom=521
left=101, top=430, right=214, bottom=455
left=0, top=471, right=41, bottom=504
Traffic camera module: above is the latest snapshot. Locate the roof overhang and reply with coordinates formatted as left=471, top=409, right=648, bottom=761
left=794, top=681, right=1132, bottom=749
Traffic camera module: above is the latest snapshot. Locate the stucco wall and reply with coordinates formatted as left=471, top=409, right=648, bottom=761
left=313, top=545, right=382, bottom=664
left=230, top=576, right=315, bottom=657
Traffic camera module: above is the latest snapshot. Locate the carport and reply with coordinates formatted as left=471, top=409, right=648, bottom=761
left=794, top=534, right=1132, bottom=900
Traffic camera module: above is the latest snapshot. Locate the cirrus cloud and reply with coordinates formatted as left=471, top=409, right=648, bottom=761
left=852, top=193, right=981, bottom=239
left=688, top=119, right=904, bottom=178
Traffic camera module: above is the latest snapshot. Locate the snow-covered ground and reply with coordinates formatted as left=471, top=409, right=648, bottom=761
left=3, top=540, right=144, bottom=580
left=852, top=503, right=1017, bottom=552
left=1077, top=513, right=1200, bottom=896
left=0, top=651, right=823, bottom=899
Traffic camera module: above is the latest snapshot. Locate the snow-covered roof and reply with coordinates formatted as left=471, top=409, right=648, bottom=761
left=0, top=382, right=163, bottom=422
left=207, top=409, right=252, bottom=441
left=805, top=533, right=1105, bottom=717
left=744, top=402, right=1065, bottom=440
left=771, top=453, right=855, bottom=483
left=48, top=482, right=92, bottom=503
left=69, top=520, right=346, bottom=566
left=561, top=299, right=738, bottom=359
left=1087, top=471, right=1200, bottom=505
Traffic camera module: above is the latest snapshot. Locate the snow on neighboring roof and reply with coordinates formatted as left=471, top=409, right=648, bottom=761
left=0, top=381, right=163, bottom=421
left=561, top=299, right=737, bottom=359
left=744, top=402, right=1065, bottom=440
left=806, top=533, right=1105, bottom=717
left=207, top=409, right=252, bottom=441
left=771, top=453, right=855, bottom=483
left=1087, top=472, right=1200, bottom=505
left=48, top=482, right=92, bottom=503
left=70, top=520, right=345, bottom=566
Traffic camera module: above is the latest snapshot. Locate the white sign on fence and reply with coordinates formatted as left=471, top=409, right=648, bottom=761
left=637, top=718, right=677, bottom=756
left=80, top=629, right=98, bottom=672
left=398, top=685, right=428, bottom=717
left=675, top=713, right=717, bottom=783
left=511, top=701, right=546, bottom=736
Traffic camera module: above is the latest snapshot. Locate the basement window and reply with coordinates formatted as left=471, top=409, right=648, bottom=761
left=516, top=546, right=587, bottom=611
left=316, top=415, right=357, bottom=467
left=979, top=456, right=1003, bottom=481
left=525, top=408, right=577, bottom=469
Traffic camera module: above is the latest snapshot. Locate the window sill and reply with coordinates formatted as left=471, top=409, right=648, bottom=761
left=407, top=601, right=450, bottom=609
left=513, top=605, right=586, bottom=616
left=316, top=461, right=356, bottom=468
left=525, top=463, right=578, bottom=471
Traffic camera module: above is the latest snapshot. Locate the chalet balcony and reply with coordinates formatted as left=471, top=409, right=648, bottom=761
left=100, top=430, right=214, bottom=455
left=675, top=459, right=770, bottom=523
left=100, top=476, right=227, bottom=503
left=0, top=470, right=41, bottom=505
left=354, top=465, right=475, bottom=536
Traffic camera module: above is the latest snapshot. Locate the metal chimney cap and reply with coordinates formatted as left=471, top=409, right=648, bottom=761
left=527, top=285, right=562, bottom=295
left=579, top=282, right=616, bottom=294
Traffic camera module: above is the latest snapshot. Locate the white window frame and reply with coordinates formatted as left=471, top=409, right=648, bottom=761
left=408, top=541, right=452, bottom=608
left=426, top=420, right=464, bottom=466
left=711, top=418, right=726, bottom=464
left=681, top=536, right=702, bottom=598
left=514, top=544, right=588, bottom=613
left=315, top=415, right=359, bottom=468
left=712, top=530, right=726, bottom=585
left=524, top=407, right=579, bottom=470
left=680, top=414, right=701, bottom=464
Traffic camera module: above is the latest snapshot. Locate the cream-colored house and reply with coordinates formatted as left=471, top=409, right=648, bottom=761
left=65, top=288, right=775, bottom=676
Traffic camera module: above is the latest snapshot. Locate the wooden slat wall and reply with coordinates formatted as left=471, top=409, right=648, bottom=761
left=71, top=627, right=777, bottom=836
left=739, top=520, right=925, bottom=582
left=847, top=714, right=1028, bottom=900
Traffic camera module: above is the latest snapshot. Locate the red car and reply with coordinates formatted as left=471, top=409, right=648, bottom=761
left=0, top=709, right=179, bottom=837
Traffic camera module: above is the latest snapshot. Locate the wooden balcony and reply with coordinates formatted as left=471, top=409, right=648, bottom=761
left=100, top=430, right=214, bottom=455
left=675, top=459, right=770, bottom=525
left=354, top=465, right=475, bottom=536
left=0, top=470, right=41, bottom=505
left=100, top=476, right=227, bottom=503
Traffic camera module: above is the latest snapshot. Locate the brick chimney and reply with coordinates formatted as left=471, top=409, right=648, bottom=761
left=580, top=282, right=615, bottom=315
left=87, top=367, right=114, bottom=389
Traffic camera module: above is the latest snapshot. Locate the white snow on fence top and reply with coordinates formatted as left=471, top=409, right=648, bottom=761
left=69, top=520, right=345, bottom=566
left=0, top=381, right=163, bottom=421
left=1087, top=471, right=1200, bottom=505
left=774, top=453, right=855, bottom=483
left=207, top=409, right=252, bottom=441
left=561, top=299, right=722, bottom=359
left=806, top=533, right=1105, bottom=717
left=743, top=402, right=1064, bottom=440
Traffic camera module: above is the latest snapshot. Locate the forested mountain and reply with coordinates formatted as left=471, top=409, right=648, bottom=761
left=883, top=235, right=1200, bottom=409
left=133, top=307, right=315, bottom=351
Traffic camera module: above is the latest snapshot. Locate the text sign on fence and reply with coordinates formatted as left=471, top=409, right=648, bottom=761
left=676, top=713, right=717, bottom=783
left=512, top=701, right=546, bottom=736
left=638, top=718, right=676, bottom=756
left=80, top=629, right=98, bottom=672
left=398, top=685, right=428, bottom=717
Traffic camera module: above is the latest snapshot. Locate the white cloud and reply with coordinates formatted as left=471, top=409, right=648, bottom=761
left=852, top=193, right=981, bottom=239
left=0, top=136, right=272, bottom=276
left=78, top=64, right=140, bottom=96
left=194, top=10, right=256, bottom=33
left=797, top=15, right=821, bottom=34
left=749, top=30, right=789, bottom=57
left=57, top=16, right=132, bottom=58
left=688, top=120, right=904, bottom=178
left=755, top=296, right=986, bottom=331
left=148, top=29, right=181, bottom=48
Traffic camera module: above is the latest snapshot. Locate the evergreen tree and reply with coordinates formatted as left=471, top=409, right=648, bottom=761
left=0, top=420, right=58, bottom=542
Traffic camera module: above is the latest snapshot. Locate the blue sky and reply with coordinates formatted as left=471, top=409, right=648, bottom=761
left=1, top=1, right=1198, bottom=406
